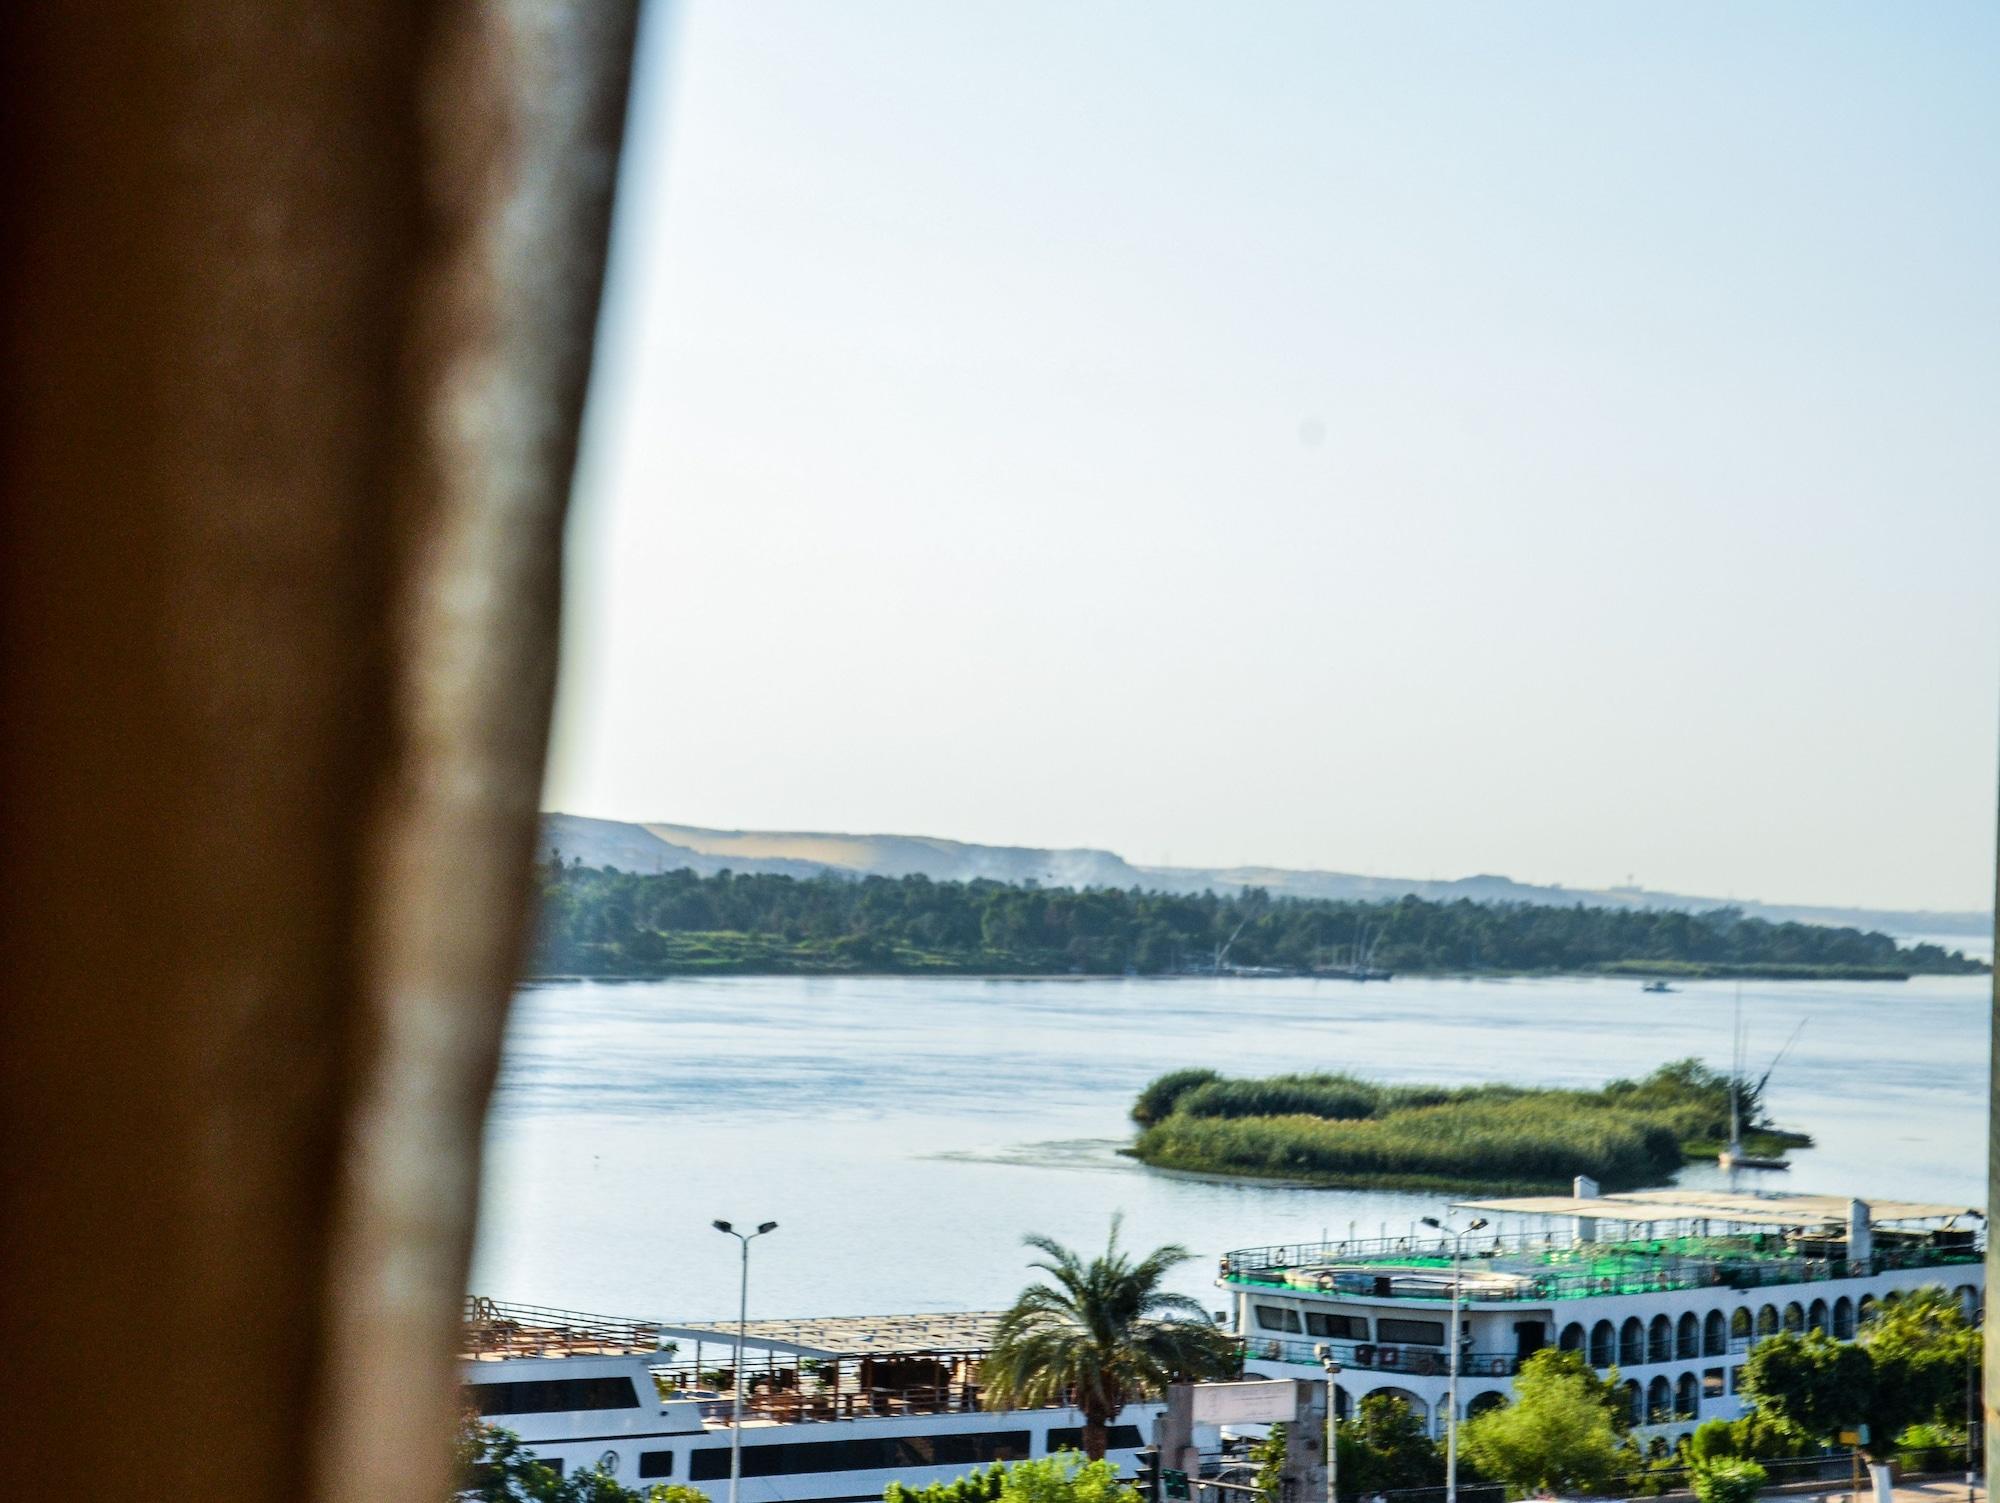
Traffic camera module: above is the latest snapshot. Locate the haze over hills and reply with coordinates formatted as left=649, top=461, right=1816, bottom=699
left=541, top=813, right=1993, bottom=940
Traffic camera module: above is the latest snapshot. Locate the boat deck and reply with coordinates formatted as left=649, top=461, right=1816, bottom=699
left=1223, top=1193, right=1982, bottom=1305
left=463, top=1299, right=1091, bottom=1426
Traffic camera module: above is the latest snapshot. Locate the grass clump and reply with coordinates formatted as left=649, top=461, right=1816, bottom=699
left=1130, top=1068, right=1222, bottom=1124
left=1128, top=1058, right=1805, bottom=1193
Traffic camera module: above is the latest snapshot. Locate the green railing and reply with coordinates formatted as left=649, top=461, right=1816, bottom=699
left=1220, top=1240, right=1981, bottom=1304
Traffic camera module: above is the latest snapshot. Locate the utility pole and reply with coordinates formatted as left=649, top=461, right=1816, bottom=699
left=1316, top=1347, right=1342, bottom=1503
left=1422, top=1215, right=1489, bottom=1503
left=712, top=1218, right=779, bottom=1503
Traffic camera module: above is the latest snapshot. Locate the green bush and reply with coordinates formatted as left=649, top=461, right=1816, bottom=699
left=1131, top=1068, right=1221, bottom=1124
left=1174, top=1074, right=1383, bottom=1122
left=1691, top=1457, right=1767, bottom=1503
left=1688, top=1415, right=1812, bottom=1464
left=886, top=1455, right=1137, bottom=1503
left=1895, top=1421, right=1969, bottom=1474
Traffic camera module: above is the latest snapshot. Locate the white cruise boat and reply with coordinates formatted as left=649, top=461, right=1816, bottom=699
left=1226, top=1189, right=1984, bottom=1443
left=462, top=1300, right=1203, bottom=1500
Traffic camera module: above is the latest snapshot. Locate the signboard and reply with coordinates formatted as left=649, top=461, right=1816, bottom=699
left=1163, top=1470, right=1190, bottom=1500
left=1189, top=1380, right=1299, bottom=1425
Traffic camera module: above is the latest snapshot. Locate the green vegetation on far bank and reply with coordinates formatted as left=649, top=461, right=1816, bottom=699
left=1126, top=1059, right=1812, bottom=1193
left=530, top=860, right=1985, bottom=981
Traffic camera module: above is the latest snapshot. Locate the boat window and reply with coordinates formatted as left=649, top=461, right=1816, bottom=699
left=1255, top=1304, right=1303, bottom=1333
left=1703, top=1368, right=1725, bottom=1399
left=464, top=1376, right=643, bottom=1416
left=1306, top=1312, right=1367, bottom=1340
left=639, top=1451, right=673, bottom=1478
left=1048, top=1425, right=1145, bottom=1453
left=1728, top=1366, right=1744, bottom=1394
left=1377, top=1319, right=1445, bottom=1346
left=690, top=1431, right=1033, bottom=1479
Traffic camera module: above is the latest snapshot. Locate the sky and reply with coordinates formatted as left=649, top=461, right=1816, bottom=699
left=545, top=1, right=2000, bottom=913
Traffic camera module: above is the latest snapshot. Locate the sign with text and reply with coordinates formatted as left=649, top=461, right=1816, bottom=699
left=1189, top=1380, right=1299, bottom=1425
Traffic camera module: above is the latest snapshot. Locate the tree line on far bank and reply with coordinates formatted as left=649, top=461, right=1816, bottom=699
left=530, top=859, right=1983, bottom=980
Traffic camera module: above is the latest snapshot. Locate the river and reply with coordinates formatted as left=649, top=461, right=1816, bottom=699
left=472, top=971, right=1988, bottom=1325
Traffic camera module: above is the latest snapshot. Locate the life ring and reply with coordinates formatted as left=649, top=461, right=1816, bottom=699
left=1317, top=1273, right=1337, bottom=1291
left=1486, top=1357, right=1509, bottom=1377
left=1355, top=1344, right=1376, bottom=1367
left=1378, top=1346, right=1399, bottom=1368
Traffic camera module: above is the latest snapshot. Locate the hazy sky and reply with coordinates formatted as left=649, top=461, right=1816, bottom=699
left=546, top=1, right=1999, bottom=912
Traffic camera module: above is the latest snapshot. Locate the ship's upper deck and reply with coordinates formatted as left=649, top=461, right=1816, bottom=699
left=1220, top=1191, right=1982, bottom=1305
left=463, top=1299, right=1023, bottom=1426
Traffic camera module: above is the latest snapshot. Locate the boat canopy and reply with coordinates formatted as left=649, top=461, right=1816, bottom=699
left=1449, top=1191, right=1982, bottom=1228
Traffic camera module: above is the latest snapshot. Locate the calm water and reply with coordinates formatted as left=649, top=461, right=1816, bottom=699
left=472, top=972, right=1989, bottom=1324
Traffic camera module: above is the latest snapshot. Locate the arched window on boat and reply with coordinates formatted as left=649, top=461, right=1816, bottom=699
left=1676, top=1312, right=1699, bottom=1360
left=1756, top=1305, right=1779, bottom=1338
left=1782, top=1302, right=1804, bottom=1333
left=1807, top=1299, right=1829, bottom=1335
left=1371, top=1387, right=1429, bottom=1435
left=1704, top=1310, right=1728, bottom=1356
left=1856, top=1295, right=1877, bottom=1329
left=1623, top=1379, right=1643, bottom=1425
left=1467, top=1390, right=1507, bottom=1420
left=1832, top=1297, right=1855, bottom=1339
left=1590, top=1321, right=1617, bottom=1368
left=1560, top=1322, right=1586, bottom=1353
left=1646, top=1375, right=1673, bottom=1423
left=1731, top=1307, right=1752, bottom=1342
left=1647, top=1314, right=1672, bottom=1363
left=1620, top=1317, right=1645, bottom=1367
left=1675, top=1372, right=1698, bottom=1419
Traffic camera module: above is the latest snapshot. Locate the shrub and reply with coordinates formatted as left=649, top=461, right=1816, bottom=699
left=1691, top=1457, right=1767, bottom=1503
left=887, top=1454, right=1138, bottom=1503
left=1174, top=1074, right=1382, bottom=1122
left=1895, top=1421, right=1968, bottom=1474
left=1131, top=1069, right=1220, bottom=1124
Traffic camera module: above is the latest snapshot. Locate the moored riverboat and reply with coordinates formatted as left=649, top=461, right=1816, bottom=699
left=1222, top=1188, right=1983, bottom=1444
left=460, top=1300, right=1201, bottom=1500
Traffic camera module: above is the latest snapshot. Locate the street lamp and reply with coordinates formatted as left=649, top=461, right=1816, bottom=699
left=1315, top=1344, right=1342, bottom=1503
left=713, top=1219, right=779, bottom=1503
left=1421, top=1216, right=1490, bottom=1503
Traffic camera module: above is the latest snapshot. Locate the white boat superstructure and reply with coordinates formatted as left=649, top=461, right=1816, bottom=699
left=1225, top=1189, right=1984, bottom=1444
left=461, top=1300, right=1194, bottom=1501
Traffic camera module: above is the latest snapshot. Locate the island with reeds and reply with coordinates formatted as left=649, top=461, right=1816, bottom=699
left=1124, top=1059, right=1811, bottom=1193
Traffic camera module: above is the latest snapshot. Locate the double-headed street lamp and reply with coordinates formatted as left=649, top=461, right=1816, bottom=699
left=1314, top=1344, right=1342, bottom=1503
left=1420, top=1215, right=1490, bottom=1503
left=713, top=1218, right=779, bottom=1503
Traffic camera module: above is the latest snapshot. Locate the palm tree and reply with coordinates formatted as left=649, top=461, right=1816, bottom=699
left=980, top=1217, right=1240, bottom=1460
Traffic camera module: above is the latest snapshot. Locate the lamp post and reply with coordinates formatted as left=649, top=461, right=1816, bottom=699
left=713, top=1218, right=779, bottom=1503
left=1421, top=1216, right=1490, bottom=1503
left=1315, top=1344, right=1342, bottom=1503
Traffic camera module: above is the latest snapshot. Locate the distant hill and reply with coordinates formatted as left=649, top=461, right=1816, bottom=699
left=538, top=813, right=1992, bottom=940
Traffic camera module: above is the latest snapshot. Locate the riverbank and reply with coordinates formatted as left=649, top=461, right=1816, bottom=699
left=522, top=958, right=1964, bottom=983
left=530, top=867, right=1987, bottom=981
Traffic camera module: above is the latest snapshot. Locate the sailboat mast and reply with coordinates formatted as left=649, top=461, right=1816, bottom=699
left=1728, top=983, right=1743, bottom=1153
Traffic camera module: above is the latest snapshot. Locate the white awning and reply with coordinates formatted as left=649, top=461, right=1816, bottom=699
left=1450, top=1190, right=1982, bottom=1228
